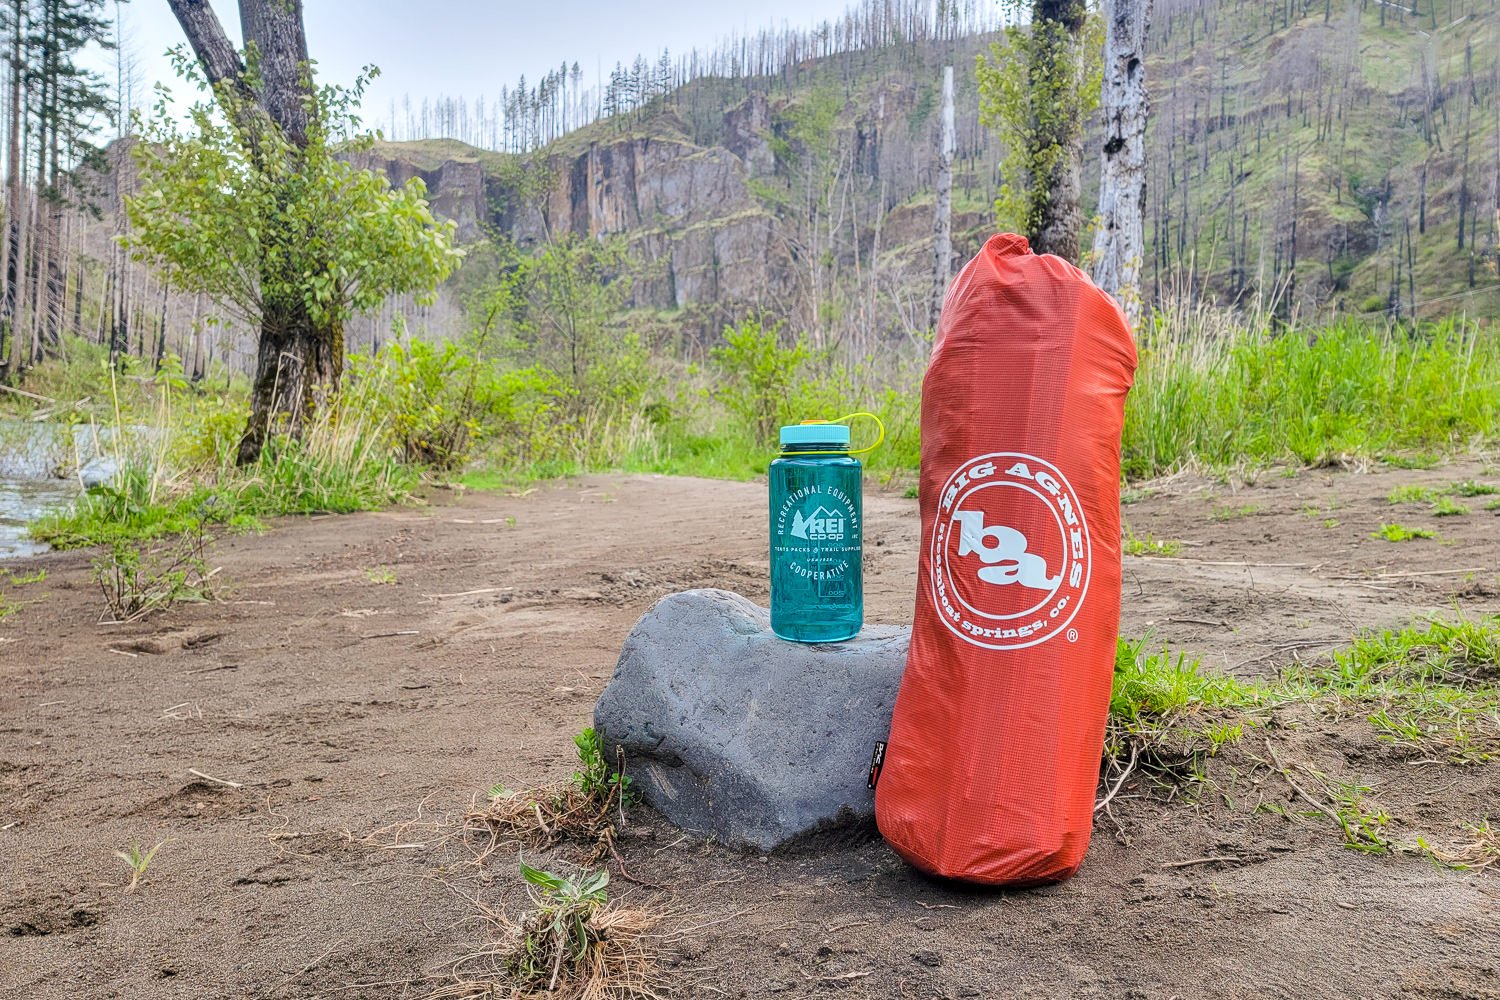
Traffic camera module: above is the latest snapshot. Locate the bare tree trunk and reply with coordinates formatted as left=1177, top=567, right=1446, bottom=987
left=27, top=198, right=45, bottom=361
left=189, top=292, right=205, bottom=380
left=930, top=65, right=954, bottom=331
left=5, top=0, right=27, bottom=379
left=1091, top=0, right=1151, bottom=327
left=169, top=0, right=338, bottom=465
left=0, top=18, right=14, bottom=376
left=9, top=187, right=29, bottom=375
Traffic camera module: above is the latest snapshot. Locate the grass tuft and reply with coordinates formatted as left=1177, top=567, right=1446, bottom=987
left=1373, top=522, right=1437, bottom=542
left=464, top=729, right=633, bottom=865
left=427, top=860, right=665, bottom=1000
left=1282, top=617, right=1500, bottom=763
left=1210, top=503, right=1263, bottom=521
left=114, top=839, right=168, bottom=894
left=1123, top=531, right=1183, bottom=557
left=1421, top=820, right=1500, bottom=872
left=1432, top=496, right=1470, bottom=517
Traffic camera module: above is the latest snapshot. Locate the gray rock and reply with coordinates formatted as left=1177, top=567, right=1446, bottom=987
left=593, top=588, right=909, bottom=852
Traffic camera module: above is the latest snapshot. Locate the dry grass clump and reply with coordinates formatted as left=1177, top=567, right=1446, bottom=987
left=463, top=728, right=631, bottom=866
left=1424, top=820, right=1499, bottom=872
left=429, top=862, right=666, bottom=1000
left=464, top=783, right=623, bottom=864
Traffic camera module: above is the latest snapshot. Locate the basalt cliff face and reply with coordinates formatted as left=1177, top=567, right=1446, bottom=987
left=514, top=134, right=788, bottom=310
left=360, top=86, right=988, bottom=328
left=361, top=0, right=1500, bottom=326
left=361, top=105, right=821, bottom=320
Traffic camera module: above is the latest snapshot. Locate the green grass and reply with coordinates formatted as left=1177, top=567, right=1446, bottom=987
left=1123, top=531, right=1183, bottom=557
left=1123, top=315, right=1500, bottom=478
left=1111, top=637, right=1263, bottom=725
left=1281, top=616, right=1500, bottom=763
left=1211, top=503, right=1263, bottom=521
left=1112, top=616, right=1500, bottom=769
left=1373, top=522, right=1438, bottom=542
left=1433, top=496, right=1470, bottom=517
left=1389, top=482, right=1492, bottom=515
left=1452, top=480, right=1498, bottom=497
left=10, top=312, right=1499, bottom=554
left=1388, top=484, right=1441, bottom=504
left=23, top=348, right=422, bottom=549
left=1382, top=454, right=1443, bottom=470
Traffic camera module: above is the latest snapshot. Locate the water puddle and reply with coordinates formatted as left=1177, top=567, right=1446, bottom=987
left=0, top=476, right=77, bottom=558
left=0, top=419, right=124, bottom=560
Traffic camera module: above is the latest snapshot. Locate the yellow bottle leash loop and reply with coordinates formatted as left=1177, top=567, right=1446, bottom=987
left=776, top=412, right=886, bottom=458
left=838, top=411, right=885, bottom=456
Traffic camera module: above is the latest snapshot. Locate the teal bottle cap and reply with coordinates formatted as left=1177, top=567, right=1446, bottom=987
left=779, top=422, right=851, bottom=447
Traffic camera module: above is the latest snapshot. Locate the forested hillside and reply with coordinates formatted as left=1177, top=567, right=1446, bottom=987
left=369, top=0, right=1500, bottom=348
left=3, top=0, right=1497, bottom=378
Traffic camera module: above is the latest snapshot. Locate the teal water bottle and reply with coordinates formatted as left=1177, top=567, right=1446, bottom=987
left=769, top=420, right=864, bottom=643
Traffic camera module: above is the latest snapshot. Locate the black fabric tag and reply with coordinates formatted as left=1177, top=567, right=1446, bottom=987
left=867, top=741, right=887, bottom=789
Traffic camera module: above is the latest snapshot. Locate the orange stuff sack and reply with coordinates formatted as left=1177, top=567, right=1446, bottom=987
left=874, top=233, right=1137, bottom=886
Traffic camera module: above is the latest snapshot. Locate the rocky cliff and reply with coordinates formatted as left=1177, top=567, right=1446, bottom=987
left=366, top=0, right=1500, bottom=326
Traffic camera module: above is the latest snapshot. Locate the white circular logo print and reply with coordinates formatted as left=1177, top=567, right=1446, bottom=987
left=927, top=452, right=1091, bottom=650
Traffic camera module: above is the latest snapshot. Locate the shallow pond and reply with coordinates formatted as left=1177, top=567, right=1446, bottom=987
left=0, top=476, right=76, bottom=558
left=0, top=419, right=122, bottom=560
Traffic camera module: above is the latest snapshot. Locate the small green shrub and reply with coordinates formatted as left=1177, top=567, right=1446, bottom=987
left=1388, top=484, right=1440, bottom=504
left=501, top=859, right=659, bottom=996
left=710, top=316, right=810, bottom=444
left=115, top=839, right=168, bottom=894
left=92, top=516, right=218, bottom=624
left=1373, top=522, right=1437, bottom=542
left=1123, top=530, right=1182, bottom=556
left=1433, top=496, right=1470, bottom=517
left=573, top=726, right=632, bottom=803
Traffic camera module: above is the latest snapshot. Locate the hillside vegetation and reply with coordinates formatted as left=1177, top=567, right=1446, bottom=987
left=372, top=0, right=1499, bottom=336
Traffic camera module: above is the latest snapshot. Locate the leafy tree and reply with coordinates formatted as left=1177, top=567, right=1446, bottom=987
left=976, top=0, right=1102, bottom=261
left=488, top=234, right=648, bottom=409
left=140, top=0, right=460, bottom=464
left=758, top=86, right=855, bottom=347
left=710, top=316, right=810, bottom=444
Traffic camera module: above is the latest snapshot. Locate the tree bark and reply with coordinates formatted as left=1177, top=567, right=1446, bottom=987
left=1030, top=0, right=1088, bottom=261
left=930, top=65, right=954, bottom=331
left=169, top=0, right=338, bottom=465
left=1091, top=0, right=1151, bottom=327
left=238, top=0, right=310, bottom=146
left=0, top=9, right=19, bottom=378
left=166, top=0, right=249, bottom=95
left=188, top=292, right=204, bottom=381
left=9, top=176, right=30, bottom=377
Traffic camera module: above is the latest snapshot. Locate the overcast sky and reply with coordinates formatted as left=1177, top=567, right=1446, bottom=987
left=113, top=0, right=868, bottom=125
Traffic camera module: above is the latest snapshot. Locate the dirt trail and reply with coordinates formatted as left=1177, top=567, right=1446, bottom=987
left=1, top=465, right=1498, bottom=999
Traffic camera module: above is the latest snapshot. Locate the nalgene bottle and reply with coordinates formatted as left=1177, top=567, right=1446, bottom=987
left=769, top=421, right=863, bottom=642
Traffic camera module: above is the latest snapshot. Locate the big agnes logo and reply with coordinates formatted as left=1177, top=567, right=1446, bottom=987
left=927, top=452, right=1091, bottom=650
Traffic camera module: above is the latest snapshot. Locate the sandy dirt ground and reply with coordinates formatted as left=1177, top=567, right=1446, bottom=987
left=2, top=463, right=1499, bottom=999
